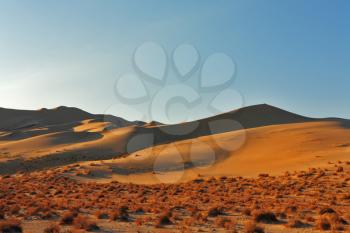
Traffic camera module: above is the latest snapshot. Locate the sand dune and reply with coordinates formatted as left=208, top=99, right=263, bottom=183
left=74, top=120, right=350, bottom=184
left=0, top=106, right=142, bottom=130
left=1, top=104, right=349, bottom=181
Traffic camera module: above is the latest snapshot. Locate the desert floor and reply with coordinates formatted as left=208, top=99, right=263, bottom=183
left=1, top=161, right=350, bottom=233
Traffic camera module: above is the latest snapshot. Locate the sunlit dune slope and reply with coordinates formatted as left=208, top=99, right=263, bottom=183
left=73, top=120, right=350, bottom=184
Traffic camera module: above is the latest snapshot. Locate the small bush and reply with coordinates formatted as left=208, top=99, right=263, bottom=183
left=207, top=206, right=224, bottom=217
left=252, top=210, right=278, bottom=223
left=60, top=211, right=77, bottom=225
left=319, top=207, right=336, bottom=215
left=73, top=215, right=99, bottom=231
left=94, top=210, right=109, bottom=219
left=316, top=216, right=331, bottom=230
left=110, top=206, right=129, bottom=222
left=243, top=208, right=251, bottom=216
left=156, top=212, right=173, bottom=227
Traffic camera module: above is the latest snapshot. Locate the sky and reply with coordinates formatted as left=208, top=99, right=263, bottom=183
left=0, top=0, right=349, bottom=123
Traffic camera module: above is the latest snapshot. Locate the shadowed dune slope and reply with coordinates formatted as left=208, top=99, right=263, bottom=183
left=136, top=104, right=315, bottom=146
left=0, top=106, right=141, bottom=131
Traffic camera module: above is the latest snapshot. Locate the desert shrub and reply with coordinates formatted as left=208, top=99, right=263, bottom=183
left=316, top=215, right=331, bottom=230
left=43, top=224, right=60, bottom=233
left=243, top=208, right=251, bottom=216
left=244, top=221, right=264, bottom=233
left=41, top=210, right=57, bottom=220
left=252, top=210, right=278, bottom=223
left=134, top=206, right=144, bottom=214
left=94, top=210, right=108, bottom=219
left=110, top=206, right=129, bottom=222
left=0, top=218, right=23, bottom=233
left=285, top=219, right=306, bottom=228
left=317, top=213, right=347, bottom=231
left=319, top=207, right=336, bottom=215
left=207, top=206, right=224, bottom=217
left=60, top=211, right=77, bottom=225
left=73, top=215, right=99, bottom=231
left=156, top=211, right=173, bottom=227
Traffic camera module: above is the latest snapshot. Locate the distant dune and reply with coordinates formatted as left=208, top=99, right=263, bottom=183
left=0, top=104, right=349, bottom=183
left=0, top=106, right=141, bottom=131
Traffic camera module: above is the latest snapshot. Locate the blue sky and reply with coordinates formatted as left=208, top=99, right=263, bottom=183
left=0, top=0, right=349, bottom=122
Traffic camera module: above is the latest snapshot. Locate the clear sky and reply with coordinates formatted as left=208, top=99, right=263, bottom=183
left=0, top=0, right=349, bottom=122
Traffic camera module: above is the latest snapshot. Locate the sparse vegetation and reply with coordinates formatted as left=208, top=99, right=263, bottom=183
left=1, top=162, right=350, bottom=232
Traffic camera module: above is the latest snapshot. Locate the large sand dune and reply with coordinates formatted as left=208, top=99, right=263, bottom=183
left=0, top=104, right=349, bottom=182
left=75, top=120, right=350, bottom=184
